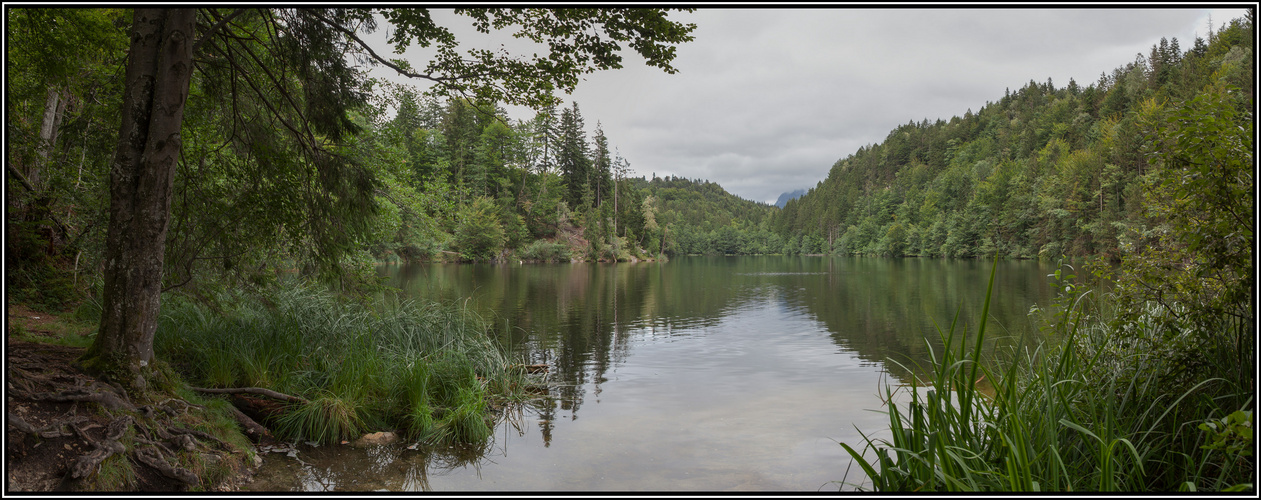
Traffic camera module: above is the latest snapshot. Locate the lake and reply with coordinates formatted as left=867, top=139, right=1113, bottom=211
left=244, top=256, right=1058, bottom=492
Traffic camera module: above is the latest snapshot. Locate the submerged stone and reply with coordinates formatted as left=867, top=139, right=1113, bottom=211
left=351, top=431, right=399, bottom=447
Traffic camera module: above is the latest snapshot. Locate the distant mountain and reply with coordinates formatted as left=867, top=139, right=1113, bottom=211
left=774, top=189, right=807, bottom=208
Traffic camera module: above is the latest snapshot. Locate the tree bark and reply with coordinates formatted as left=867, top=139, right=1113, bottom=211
left=82, top=8, right=196, bottom=391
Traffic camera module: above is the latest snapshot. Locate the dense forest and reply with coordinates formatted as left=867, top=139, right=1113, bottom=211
left=771, top=16, right=1253, bottom=261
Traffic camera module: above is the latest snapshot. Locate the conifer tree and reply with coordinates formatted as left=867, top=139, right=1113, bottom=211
left=557, top=101, right=591, bottom=210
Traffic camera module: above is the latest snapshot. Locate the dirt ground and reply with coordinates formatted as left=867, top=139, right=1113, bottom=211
left=6, top=304, right=255, bottom=492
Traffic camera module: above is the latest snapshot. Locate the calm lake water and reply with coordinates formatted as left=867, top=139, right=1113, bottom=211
left=245, top=256, right=1057, bottom=492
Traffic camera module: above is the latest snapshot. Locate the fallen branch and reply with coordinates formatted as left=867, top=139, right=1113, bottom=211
left=223, top=405, right=272, bottom=443
left=190, top=387, right=308, bottom=404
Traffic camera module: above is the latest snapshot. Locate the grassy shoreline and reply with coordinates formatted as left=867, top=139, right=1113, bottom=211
left=840, top=262, right=1254, bottom=492
left=150, top=281, right=528, bottom=447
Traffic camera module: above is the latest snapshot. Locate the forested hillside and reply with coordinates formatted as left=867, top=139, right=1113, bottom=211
left=634, top=176, right=779, bottom=255
left=772, top=16, right=1253, bottom=261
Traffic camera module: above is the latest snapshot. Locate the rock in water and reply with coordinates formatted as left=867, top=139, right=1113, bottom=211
left=351, top=431, right=399, bottom=447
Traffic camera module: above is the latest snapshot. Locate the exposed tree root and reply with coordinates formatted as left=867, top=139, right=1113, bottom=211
left=7, top=340, right=257, bottom=491
left=70, top=415, right=130, bottom=479
left=7, top=411, right=86, bottom=438
left=189, top=386, right=308, bottom=404
left=28, top=387, right=136, bottom=411
left=134, top=445, right=199, bottom=485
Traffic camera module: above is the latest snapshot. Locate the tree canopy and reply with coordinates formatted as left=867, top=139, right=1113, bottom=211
left=3, top=7, right=696, bottom=389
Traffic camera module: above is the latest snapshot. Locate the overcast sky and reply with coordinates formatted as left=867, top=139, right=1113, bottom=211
left=369, top=7, right=1250, bottom=205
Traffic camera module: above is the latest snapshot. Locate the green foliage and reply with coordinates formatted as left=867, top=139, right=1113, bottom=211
left=382, top=8, right=695, bottom=110
left=840, top=53, right=1258, bottom=487
left=1199, top=410, right=1253, bottom=459
left=8, top=6, right=697, bottom=310
left=360, top=84, right=694, bottom=263
left=454, top=197, right=507, bottom=261
left=636, top=176, right=778, bottom=255
left=1114, top=84, right=1253, bottom=327
left=6, top=219, right=83, bottom=311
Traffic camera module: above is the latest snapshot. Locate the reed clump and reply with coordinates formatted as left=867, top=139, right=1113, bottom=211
left=155, top=281, right=522, bottom=446
left=841, top=261, right=1253, bottom=493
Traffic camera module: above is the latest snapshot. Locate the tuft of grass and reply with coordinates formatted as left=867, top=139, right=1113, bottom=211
left=273, top=394, right=365, bottom=444
left=6, top=304, right=97, bottom=348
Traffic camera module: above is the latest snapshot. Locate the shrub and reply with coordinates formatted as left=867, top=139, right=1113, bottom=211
left=517, top=240, right=572, bottom=262
left=453, top=197, right=506, bottom=261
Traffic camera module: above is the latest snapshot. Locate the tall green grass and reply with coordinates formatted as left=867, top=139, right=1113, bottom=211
left=840, top=261, right=1254, bottom=492
left=155, top=281, right=522, bottom=446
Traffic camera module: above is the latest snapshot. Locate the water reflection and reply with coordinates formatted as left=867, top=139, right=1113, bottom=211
left=386, top=256, right=1053, bottom=393
left=245, top=256, right=1054, bottom=491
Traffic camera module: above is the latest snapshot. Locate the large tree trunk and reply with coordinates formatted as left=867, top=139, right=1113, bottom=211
left=81, top=8, right=196, bottom=391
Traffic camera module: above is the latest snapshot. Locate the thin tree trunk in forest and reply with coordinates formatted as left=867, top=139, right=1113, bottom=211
left=32, top=87, right=63, bottom=189
left=82, top=8, right=196, bottom=390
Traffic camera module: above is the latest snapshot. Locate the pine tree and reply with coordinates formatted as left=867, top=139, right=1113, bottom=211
left=557, top=101, right=591, bottom=210
left=591, top=122, right=613, bottom=207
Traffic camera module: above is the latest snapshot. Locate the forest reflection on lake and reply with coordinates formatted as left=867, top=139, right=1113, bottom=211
left=246, top=256, right=1055, bottom=492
